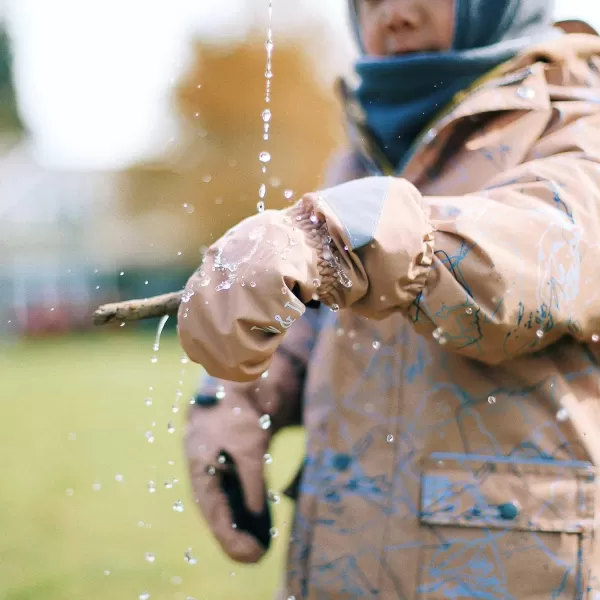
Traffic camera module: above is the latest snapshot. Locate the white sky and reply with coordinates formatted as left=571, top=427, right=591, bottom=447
left=3, top=0, right=600, bottom=170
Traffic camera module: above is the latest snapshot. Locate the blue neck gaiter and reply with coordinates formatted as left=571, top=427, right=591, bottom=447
left=351, top=0, right=560, bottom=171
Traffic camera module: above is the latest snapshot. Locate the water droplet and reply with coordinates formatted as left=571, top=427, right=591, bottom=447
left=184, top=549, right=197, bottom=565
left=148, top=480, right=156, bottom=493
left=115, top=473, right=124, bottom=483
left=183, top=203, right=195, bottom=214
left=104, top=570, right=110, bottom=576
left=372, top=341, right=381, bottom=350
left=120, top=322, right=126, bottom=328
left=250, top=281, right=257, bottom=288
left=438, top=336, right=448, bottom=346
left=284, top=189, right=294, bottom=200
left=145, top=432, right=155, bottom=444
left=264, top=453, right=273, bottom=465
left=206, top=466, right=216, bottom=476
left=150, top=356, right=158, bottom=364
left=259, top=414, right=272, bottom=430
left=536, top=329, right=544, bottom=339
left=92, top=482, right=101, bottom=491
left=556, top=407, right=569, bottom=422
left=164, top=480, right=173, bottom=489
left=259, top=184, right=267, bottom=199
left=269, top=527, right=278, bottom=538
left=119, top=271, right=125, bottom=276
left=262, top=109, right=272, bottom=122
left=592, top=334, right=599, bottom=343
left=202, top=174, right=212, bottom=183
left=432, top=327, right=443, bottom=340
left=257, top=200, right=265, bottom=213
left=145, top=552, right=156, bottom=563
left=261, top=370, right=269, bottom=379
left=259, top=151, right=271, bottom=163
left=309, top=214, right=319, bottom=224
left=167, top=422, right=175, bottom=434
left=171, top=405, right=179, bottom=414
left=268, top=490, right=281, bottom=504
left=172, top=500, right=184, bottom=513
left=180, top=356, right=189, bottom=364
left=216, top=386, right=226, bottom=400
left=145, top=397, right=153, bottom=406
left=331, top=304, right=340, bottom=312
left=466, top=307, right=473, bottom=315
left=386, top=434, right=394, bottom=443
left=488, top=396, right=496, bottom=404
left=139, top=593, right=150, bottom=600
left=380, top=295, right=387, bottom=302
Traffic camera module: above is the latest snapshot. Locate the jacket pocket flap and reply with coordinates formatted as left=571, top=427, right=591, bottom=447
left=420, top=453, right=597, bottom=534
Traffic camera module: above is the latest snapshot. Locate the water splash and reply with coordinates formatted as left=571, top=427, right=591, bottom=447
left=152, top=315, right=170, bottom=352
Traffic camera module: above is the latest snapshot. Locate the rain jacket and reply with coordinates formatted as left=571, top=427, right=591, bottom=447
left=183, top=30, right=600, bottom=599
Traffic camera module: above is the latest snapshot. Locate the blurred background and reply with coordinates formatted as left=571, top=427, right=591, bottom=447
left=0, top=1, right=598, bottom=599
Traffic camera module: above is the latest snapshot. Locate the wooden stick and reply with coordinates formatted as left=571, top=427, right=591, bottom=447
left=92, top=291, right=183, bottom=326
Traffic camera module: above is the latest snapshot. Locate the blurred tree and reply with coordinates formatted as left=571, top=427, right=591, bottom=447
left=0, top=27, right=22, bottom=131
left=116, top=36, right=345, bottom=270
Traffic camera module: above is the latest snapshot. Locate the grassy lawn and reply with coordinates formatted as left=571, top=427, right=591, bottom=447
left=0, top=329, right=305, bottom=600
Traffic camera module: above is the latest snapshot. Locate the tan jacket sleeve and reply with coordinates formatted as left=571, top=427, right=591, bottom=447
left=304, top=115, right=600, bottom=364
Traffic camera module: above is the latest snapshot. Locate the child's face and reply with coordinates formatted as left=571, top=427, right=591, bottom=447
left=357, top=0, right=455, bottom=57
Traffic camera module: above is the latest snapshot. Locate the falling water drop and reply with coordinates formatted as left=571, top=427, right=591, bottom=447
left=267, top=490, right=281, bottom=504
left=172, top=500, right=184, bottom=513
left=386, top=434, right=394, bottom=443
left=264, top=453, right=273, bottom=465
left=284, top=189, right=294, bottom=200
left=167, top=422, right=175, bottom=434
left=488, top=396, right=496, bottom=404
left=184, top=549, right=197, bottom=565
left=259, top=415, right=272, bottom=430
left=145, top=431, right=155, bottom=444
left=262, top=109, right=272, bottom=122
left=145, top=552, right=156, bottom=563
left=139, top=593, right=150, bottom=600
left=153, top=315, right=170, bottom=353
left=148, top=480, right=156, bottom=493
left=259, top=151, right=271, bottom=163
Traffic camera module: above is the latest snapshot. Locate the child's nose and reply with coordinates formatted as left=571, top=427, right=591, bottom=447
left=380, top=0, right=419, bottom=33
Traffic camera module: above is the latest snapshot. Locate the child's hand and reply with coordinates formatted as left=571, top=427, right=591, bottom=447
left=185, top=389, right=271, bottom=563
left=178, top=203, right=324, bottom=382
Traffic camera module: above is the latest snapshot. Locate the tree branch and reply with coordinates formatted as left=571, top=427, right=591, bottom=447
left=92, top=291, right=183, bottom=326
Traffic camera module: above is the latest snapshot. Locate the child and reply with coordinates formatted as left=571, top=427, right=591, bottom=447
left=181, top=1, right=600, bottom=597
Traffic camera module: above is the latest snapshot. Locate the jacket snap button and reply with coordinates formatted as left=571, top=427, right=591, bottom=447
left=332, top=453, right=352, bottom=472
left=517, top=86, right=535, bottom=100
left=498, top=502, right=520, bottom=520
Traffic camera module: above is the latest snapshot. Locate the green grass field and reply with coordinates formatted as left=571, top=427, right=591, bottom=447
left=0, top=330, right=305, bottom=600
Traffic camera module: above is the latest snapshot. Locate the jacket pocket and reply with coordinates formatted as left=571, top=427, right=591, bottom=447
left=417, top=453, right=597, bottom=600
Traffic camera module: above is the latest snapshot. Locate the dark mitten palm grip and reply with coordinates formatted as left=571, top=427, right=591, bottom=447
left=218, top=451, right=272, bottom=551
